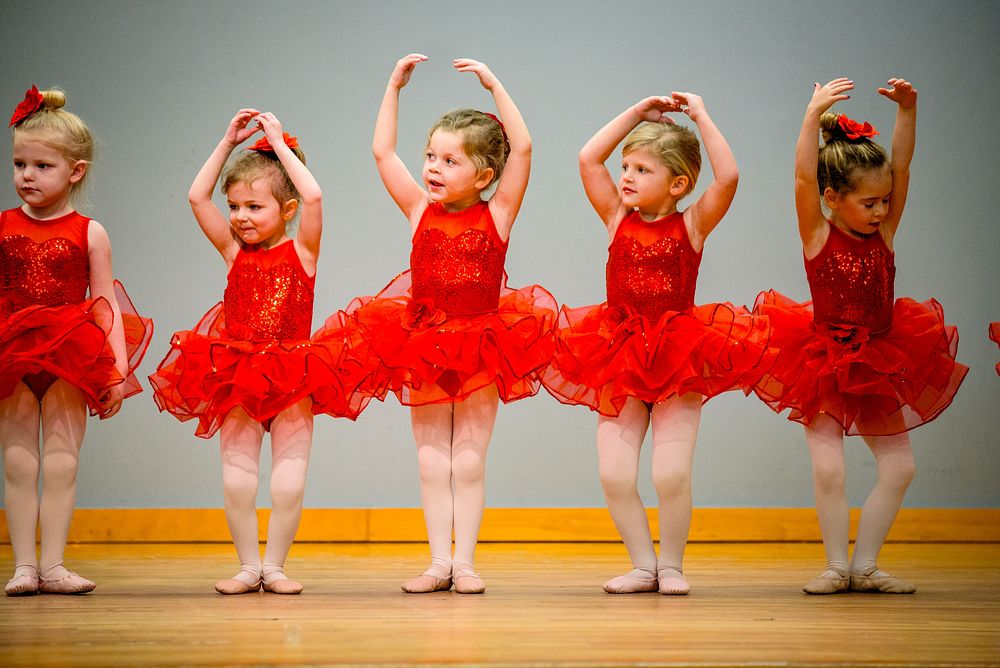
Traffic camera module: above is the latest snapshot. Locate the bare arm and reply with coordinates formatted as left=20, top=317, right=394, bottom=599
left=373, top=53, right=429, bottom=230
left=87, top=221, right=126, bottom=419
left=877, top=78, right=917, bottom=238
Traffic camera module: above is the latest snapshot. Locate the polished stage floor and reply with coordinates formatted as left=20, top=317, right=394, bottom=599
left=1, top=542, right=997, bottom=666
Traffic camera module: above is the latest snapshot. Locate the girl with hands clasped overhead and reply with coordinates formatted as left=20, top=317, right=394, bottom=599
left=1, top=87, right=152, bottom=596
left=542, top=94, right=770, bottom=595
left=753, top=79, right=967, bottom=594
left=150, top=109, right=367, bottom=595
left=327, top=54, right=556, bottom=594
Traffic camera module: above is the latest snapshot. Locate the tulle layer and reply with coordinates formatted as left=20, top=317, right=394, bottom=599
left=337, top=271, right=558, bottom=406
left=149, top=302, right=370, bottom=438
left=541, top=301, right=772, bottom=417
left=0, top=280, right=153, bottom=413
left=990, top=322, right=999, bottom=376
left=752, top=290, right=968, bottom=436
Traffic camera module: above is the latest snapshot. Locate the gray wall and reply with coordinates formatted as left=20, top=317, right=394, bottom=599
left=1, top=0, right=997, bottom=510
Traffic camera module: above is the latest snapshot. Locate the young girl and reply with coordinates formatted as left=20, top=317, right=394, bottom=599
left=541, top=96, right=770, bottom=595
left=753, top=78, right=968, bottom=594
left=1, top=86, right=152, bottom=595
left=329, top=54, right=556, bottom=594
left=149, top=110, right=364, bottom=594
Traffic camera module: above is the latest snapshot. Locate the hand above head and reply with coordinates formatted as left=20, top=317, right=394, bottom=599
left=224, top=108, right=261, bottom=147
left=807, top=78, right=854, bottom=115
left=254, top=111, right=285, bottom=146
left=670, top=92, right=707, bottom=122
left=389, top=53, right=428, bottom=89
left=632, top=96, right=681, bottom=123
left=454, top=58, right=499, bottom=90
left=878, top=78, right=917, bottom=109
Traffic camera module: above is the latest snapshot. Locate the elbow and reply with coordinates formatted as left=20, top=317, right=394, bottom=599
left=718, top=166, right=739, bottom=191
left=301, top=187, right=322, bottom=206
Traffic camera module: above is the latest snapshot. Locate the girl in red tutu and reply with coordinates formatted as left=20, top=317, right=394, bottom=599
left=332, top=54, right=556, bottom=593
left=149, top=110, right=361, bottom=595
left=542, top=96, right=769, bottom=595
left=754, top=78, right=967, bottom=594
left=1, top=87, right=152, bottom=595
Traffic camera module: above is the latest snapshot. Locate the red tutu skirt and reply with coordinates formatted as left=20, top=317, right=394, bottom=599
left=149, top=303, right=370, bottom=438
left=336, top=271, right=558, bottom=406
left=990, top=322, right=1000, bottom=375
left=0, top=280, right=153, bottom=414
left=541, top=301, right=772, bottom=417
left=752, top=290, right=968, bottom=436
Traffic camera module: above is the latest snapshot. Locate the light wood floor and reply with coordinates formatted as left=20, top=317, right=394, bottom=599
left=1, top=542, right=997, bottom=667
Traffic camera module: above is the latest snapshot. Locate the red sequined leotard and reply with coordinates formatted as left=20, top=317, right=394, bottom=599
left=150, top=240, right=368, bottom=438
left=754, top=222, right=967, bottom=435
left=331, top=200, right=557, bottom=406
left=542, top=210, right=770, bottom=416
left=0, top=207, right=151, bottom=410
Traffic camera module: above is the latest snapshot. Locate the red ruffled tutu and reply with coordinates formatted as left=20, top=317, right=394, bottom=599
left=990, top=322, right=1000, bottom=375
left=541, top=301, right=772, bottom=417
left=753, top=290, right=968, bottom=435
left=0, top=280, right=153, bottom=413
left=337, top=271, right=558, bottom=406
left=149, top=303, right=370, bottom=438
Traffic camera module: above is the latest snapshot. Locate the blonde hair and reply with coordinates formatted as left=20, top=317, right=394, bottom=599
left=818, top=112, right=888, bottom=195
left=622, top=122, right=701, bottom=197
left=12, top=88, right=94, bottom=198
left=221, top=146, right=306, bottom=208
left=427, top=109, right=509, bottom=188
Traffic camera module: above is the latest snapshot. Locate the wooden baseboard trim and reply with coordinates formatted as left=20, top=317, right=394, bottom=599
left=0, top=507, right=996, bottom=543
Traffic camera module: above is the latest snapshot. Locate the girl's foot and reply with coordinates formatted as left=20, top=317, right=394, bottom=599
left=802, top=566, right=850, bottom=594
left=261, top=564, right=303, bottom=595
left=5, top=565, right=39, bottom=597
left=602, top=568, right=658, bottom=594
left=214, top=564, right=261, bottom=595
left=657, top=567, right=690, bottom=596
left=849, top=566, right=916, bottom=594
left=38, top=564, right=95, bottom=595
left=453, top=562, right=485, bottom=595
left=401, top=562, right=452, bottom=593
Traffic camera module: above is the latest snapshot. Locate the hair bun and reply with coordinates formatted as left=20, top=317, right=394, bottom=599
left=819, top=112, right=844, bottom=144
left=40, top=89, right=66, bottom=111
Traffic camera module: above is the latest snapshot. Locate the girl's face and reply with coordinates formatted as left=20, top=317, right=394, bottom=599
left=422, top=129, right=493, bottom=212
left=619, top=147, right=687, bottom=221
left=226, top=177, right=295, bottom=248
left=12, top=135, right=85, bottom=218
left=824, top=167, right=892, bottom=237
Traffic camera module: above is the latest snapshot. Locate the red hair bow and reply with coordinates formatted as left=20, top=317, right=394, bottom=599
left=9, top=85, right=44, bottom=127
left=837, top=114, right=878, bottom=140
left=247, top=132, right=299, bottom=153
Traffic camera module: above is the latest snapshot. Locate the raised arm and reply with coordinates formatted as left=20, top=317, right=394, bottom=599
left=580, top=96, right=680, bottom=229
left=675, top=92, right=738, bottom=247
left=189, top=108, right=261, bottom=261
left=877, top=78, right=917, bottom=237
left=87, top=221, right=126, bottom=419
left=453, top=59, right=530, bottom=240
left=373, top=53, right=429, bottom=229
left=796, top=78, right=853, bottom=256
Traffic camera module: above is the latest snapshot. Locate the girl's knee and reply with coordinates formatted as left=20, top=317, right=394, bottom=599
left=451, top=449, right=485, bottom=486
left=651, top=466, right=691, bottom=496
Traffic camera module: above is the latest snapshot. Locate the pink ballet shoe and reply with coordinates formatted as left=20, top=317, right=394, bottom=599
left=401, top=570, right=453, bottom=593
left=657, top=568, right=690, bottom=596
left=602, top=568, right=658, bottom=594
left=803, top=566, right=850, bottom=595
left=5, top=567, right=39, bottom=597
left=214, top=566, right=262, bottom=595
left=849, top=566, right=916, bottom=594
left=453, top=563, right=485, bottom=595
left=38, top=568, right=95, bottom=595
left=261, top=568, right=303, bottom=595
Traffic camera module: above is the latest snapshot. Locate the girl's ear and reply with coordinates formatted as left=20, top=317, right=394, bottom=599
left=69, top=160, right=88, bottom=185
left=669, top=174, right=689, bottom=196
left=822, top=187, right=840, bottom=211
left=281, top=199, right=299, bottom=222
left=474, top=167, right=495, bottom=191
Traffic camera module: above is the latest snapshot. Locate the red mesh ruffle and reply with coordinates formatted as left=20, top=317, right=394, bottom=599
left=149, top=302, right=369, bottom=439
left=0, top=279, right=152, bottom=413
left=541, top=301, right=772, bottom=417
left=990, top=322, right=1000, bottom=376
left=752, top=290, right=968, bottom=436
left=339, top=271, right=558, bottom=406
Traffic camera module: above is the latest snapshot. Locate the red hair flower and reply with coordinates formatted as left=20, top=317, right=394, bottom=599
left=9, top=85, right=44, bottom=127
left=402, top=298, right=447, bottom=331
left=247, top=132, right=299, bottom=153
left=837, top=114, right=878, bottom=141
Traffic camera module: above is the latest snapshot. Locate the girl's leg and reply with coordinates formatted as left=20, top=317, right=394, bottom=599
left=216, top=407, right=265, bottom=594
left=802, top=414, right=851, bottom=594
left=649, top=393, right=702, bottom=595
left=597, top=397, right=657, bottom=594
left=849, top=427, right=916, bottom=593
left=450, top=385, right=498, bottom=594
left=405, top=401, right=456, bottom=593
left=37, top=380, right=92, bottom=594
left=261, top=398, right=313, bottom=594
left=0, top=383, right=42, bottom=595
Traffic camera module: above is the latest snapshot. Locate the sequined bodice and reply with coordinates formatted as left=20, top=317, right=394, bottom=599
left=410, top=201, right=507, bottom=315
left=0, top=208, right=90, bottom=311
left=606, top=211, right=700, bottom=319
left=806, top=223, right=894, bottom=333
left=224, top=241, right=314, bottom=341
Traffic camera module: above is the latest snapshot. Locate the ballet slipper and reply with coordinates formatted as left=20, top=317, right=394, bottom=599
left=38, top=565, right=95, bottom=595
left=657, top=567, right=690, bottom=596
left=849, top=566, right=916, bottom=594
left=802, top=566, right=850, bottom=595
left=261, top=565, right=303, bottom=595
left=5, top=566, right=39, bottom=597
left=214, top=566, right=261, bottom=595
left=401, top=566, right=453, bottom=593
left=453, top=563, right=485, bottom=595
left=602, top=568, right=658, bottom=594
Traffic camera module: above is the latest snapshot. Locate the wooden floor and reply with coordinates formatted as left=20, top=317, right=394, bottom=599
left=0, top=542, right=997, bottom=667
